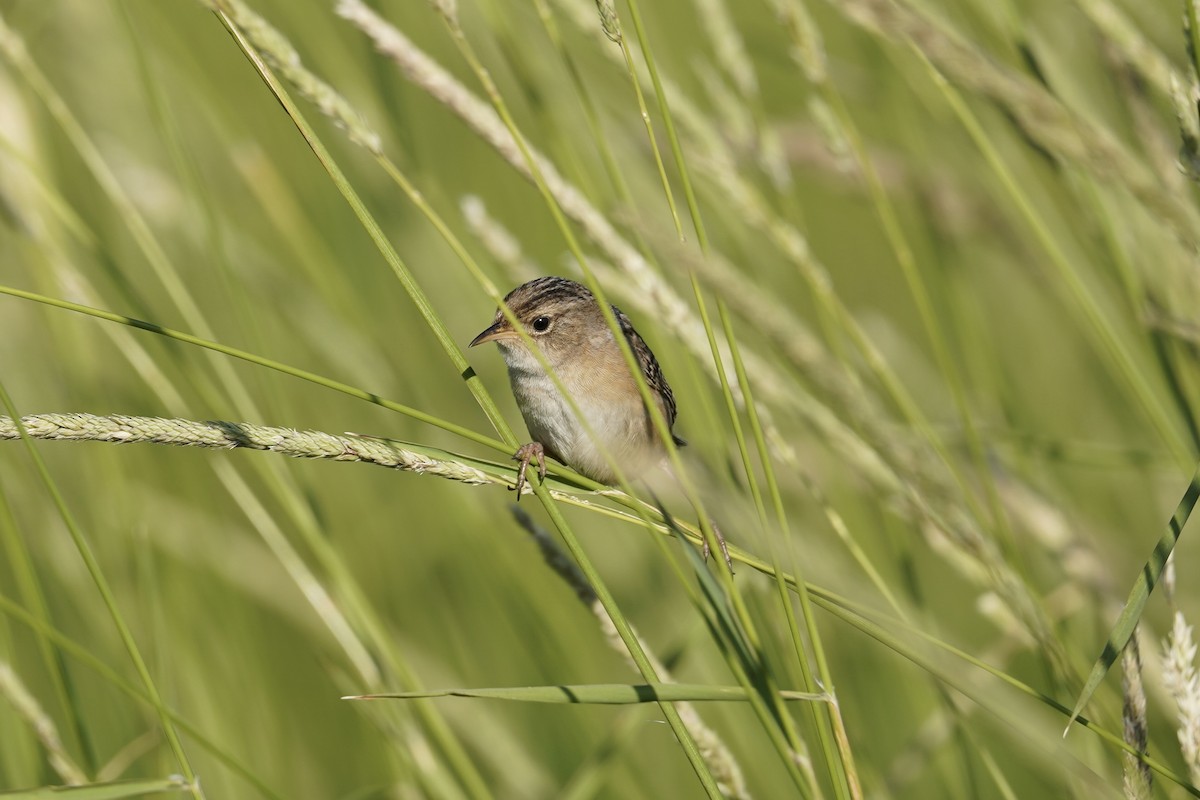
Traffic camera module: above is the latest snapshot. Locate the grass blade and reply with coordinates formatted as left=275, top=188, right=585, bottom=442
left=0, top=777, right=190, bottom=798
left=1065, top=462, right=1200, bottom=734
left=347, top=683, right=826, bottom=704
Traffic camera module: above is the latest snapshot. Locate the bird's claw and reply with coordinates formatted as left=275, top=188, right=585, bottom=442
left=700, top=523, right=734, bottom=574
left=512, top=442, right=547, bottom=500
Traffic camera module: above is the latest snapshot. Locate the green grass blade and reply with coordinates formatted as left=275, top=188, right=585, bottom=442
left=1065, top=461, right=1200, bottom=734
left=347, top=683, right=826, bottom=704
left=0, top=777, right=190, bottom=798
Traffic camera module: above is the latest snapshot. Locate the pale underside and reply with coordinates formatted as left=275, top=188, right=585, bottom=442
left=497, top=334, right=669, bottom=484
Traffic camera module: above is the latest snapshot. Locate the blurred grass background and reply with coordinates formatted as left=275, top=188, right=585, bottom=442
left=2, top=0, right=1200, bottom=797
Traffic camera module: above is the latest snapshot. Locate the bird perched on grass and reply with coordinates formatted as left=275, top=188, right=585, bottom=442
left=470, top=277, right=729, bottom=566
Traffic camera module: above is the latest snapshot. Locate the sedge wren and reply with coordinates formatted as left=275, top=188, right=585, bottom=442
left=471, top=277, right=731, bottom=567
left=470, top=276, right=683, bottom=491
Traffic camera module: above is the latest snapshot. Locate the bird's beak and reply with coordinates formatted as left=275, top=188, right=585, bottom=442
left=469, top=319, right=517, bottom=347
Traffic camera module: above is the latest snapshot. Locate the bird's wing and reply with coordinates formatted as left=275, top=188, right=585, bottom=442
left=614, top=306, right=680, bottom=441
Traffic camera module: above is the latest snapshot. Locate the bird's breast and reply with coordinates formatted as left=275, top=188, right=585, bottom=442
left=501, top=349, right=662, bottom=483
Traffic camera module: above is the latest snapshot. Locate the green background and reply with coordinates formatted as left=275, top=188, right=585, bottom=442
left=1, top=0, right=1198, bottom=797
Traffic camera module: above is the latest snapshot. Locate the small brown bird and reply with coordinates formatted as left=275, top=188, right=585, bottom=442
left=471, top=277, right=730, bottom=567
left=470, top=277, right=684, bottom=493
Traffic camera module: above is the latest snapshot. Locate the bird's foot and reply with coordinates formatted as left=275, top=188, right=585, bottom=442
left=700, top=522, right=734, bottom=574
left=512, top=442, right=547, bottom=500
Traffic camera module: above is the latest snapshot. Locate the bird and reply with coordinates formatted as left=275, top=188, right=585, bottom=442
left=470, top=277, right=730, bottom=567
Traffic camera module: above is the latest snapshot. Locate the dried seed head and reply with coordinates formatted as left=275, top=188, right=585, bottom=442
left=595, top=0, right=621, bottom=43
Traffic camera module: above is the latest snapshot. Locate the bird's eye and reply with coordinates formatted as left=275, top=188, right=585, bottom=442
left=532, top=316, right=551, bottom=332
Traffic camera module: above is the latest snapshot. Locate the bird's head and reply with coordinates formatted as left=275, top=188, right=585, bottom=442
left=469, top=277, right=608, bottom=367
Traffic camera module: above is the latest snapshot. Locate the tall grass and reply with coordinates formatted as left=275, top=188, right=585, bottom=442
left=1, top=0, right=1199, bottom=797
